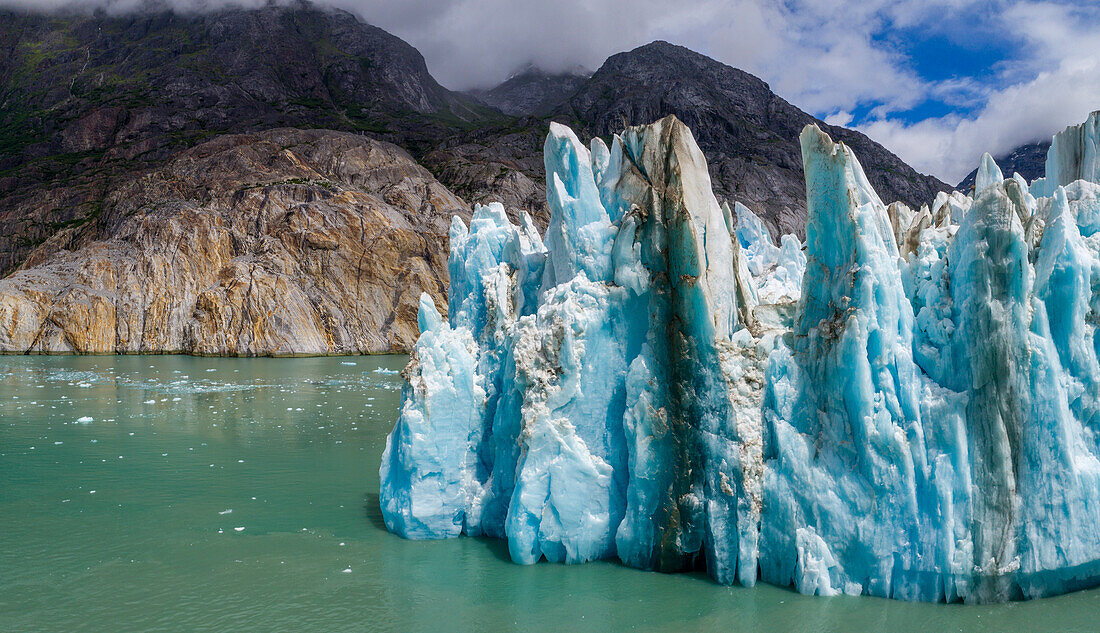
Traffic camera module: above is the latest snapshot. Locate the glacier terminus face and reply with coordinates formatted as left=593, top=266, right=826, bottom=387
left=379, top=112, right=1100, bottom=603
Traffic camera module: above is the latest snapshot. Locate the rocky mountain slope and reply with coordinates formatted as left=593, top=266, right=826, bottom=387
left=0, top=128, right=467, bottom=355
left=957, top=140, right=1050, bottom=191
left=1, top=2, right=954, bottom=355
left=429, top=41, right=950, bottom=239
left=466, top=64, right=591, bottom=116
left=0, top=0, right=498, bottom=276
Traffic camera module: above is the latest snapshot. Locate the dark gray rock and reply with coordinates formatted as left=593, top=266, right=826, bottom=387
left=467, top=64, right=591, bottom=117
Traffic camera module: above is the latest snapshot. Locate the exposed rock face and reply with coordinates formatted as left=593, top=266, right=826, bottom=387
left=0, top=128, right=467, bottom=355
left=422, top=123, right=551, bottom=227
left=556, top=42, right=948, bottom=239
left=2, top=4, right=948, bottom=282
left=0, top=4, right=955, bottom=357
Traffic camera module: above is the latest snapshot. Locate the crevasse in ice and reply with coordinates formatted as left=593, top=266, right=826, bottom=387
left=380, top=111, right=1100, bottom=603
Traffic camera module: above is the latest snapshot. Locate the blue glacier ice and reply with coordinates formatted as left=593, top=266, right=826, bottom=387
left=974, top=152, right=1005, bottom=196
left=735, top=202, right=805, bottom=304
left=380, top=112, right=1100, bottom=603
left=1032, top=112, right=1100, bottom=198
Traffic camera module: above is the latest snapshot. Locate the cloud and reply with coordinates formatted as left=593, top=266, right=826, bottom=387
left=323, top=0, right=670, bottom=89
left=0, top=0, right=278, bottom=12
left=328, top=0, right=938, bottom=107
left=824, top=111, right=855, bottom=127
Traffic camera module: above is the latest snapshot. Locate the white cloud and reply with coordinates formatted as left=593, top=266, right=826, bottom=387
left=324, top=0, right=673, bottom=89
left=824, top=111, right=854, bottom=127
left=331, top=0, right=943, bottom=111
left=0, top=0, right=279, bottom=12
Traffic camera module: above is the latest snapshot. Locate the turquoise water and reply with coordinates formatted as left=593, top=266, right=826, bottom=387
left=1, top=355, right=1097, bottom=632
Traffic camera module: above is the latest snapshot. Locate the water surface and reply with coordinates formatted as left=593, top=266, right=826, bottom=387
left=2, top=355, right=1097, bottom=632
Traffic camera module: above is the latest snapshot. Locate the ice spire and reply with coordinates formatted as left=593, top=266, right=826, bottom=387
left=540, top=123, right=616, bottom=288
left=975, top=152, right=1004, bottom=196
left=1033, top=111, right=1100, bottom=197
left=760, top=125, right=930, bottom=598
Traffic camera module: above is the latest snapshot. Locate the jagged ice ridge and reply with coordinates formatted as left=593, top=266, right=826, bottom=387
left=380, top=112, right=1100, bottom=603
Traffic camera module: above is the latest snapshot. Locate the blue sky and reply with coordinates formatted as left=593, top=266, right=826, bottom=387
left=6, top=0, right=1100, bottom=183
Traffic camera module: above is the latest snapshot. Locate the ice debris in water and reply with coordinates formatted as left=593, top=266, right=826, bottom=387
left=380, top=112, right=1100, bottom=603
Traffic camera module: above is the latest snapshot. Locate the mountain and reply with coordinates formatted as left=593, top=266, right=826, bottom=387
left=467, top=64, right=591, bottom=117
left=0, top=0, right=500, bottom=276
left=957, top=140, right=1051, bottom=192
left=1, top=3, right=953, bottom=355
left=429, top=41, right=950, bottom=239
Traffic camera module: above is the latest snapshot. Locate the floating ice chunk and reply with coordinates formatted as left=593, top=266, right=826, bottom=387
left=76, top=416, right=93, bottom=423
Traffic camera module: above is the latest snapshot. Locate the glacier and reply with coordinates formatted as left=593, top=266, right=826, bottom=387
left=379, top=112, right=1100, bottom=602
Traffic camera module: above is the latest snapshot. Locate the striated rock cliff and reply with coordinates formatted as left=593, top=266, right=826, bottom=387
left=0, top=128, right=468, bottom=355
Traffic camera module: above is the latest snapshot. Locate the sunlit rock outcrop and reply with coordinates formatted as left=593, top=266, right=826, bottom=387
left=381, top=112, right=1100, bottom=603
left=0, top=129, right=466, bottom=355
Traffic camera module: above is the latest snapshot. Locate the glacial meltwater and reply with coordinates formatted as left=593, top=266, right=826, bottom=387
left=2, top=355, right=1097, bottom=632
